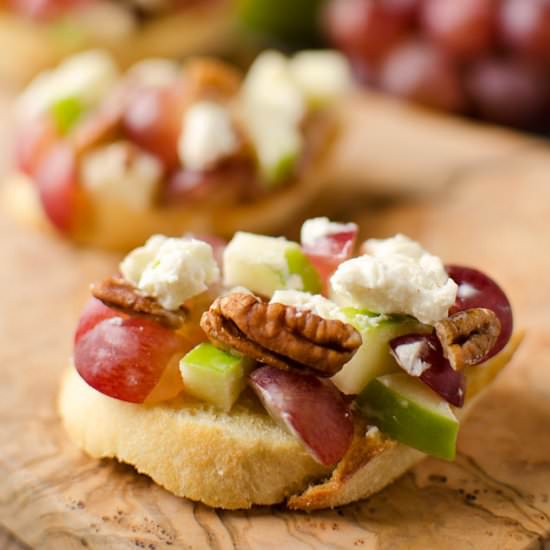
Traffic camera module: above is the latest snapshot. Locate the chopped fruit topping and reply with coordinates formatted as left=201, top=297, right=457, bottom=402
left=50, top=96, right=85, bottom=135
left=74, top=298, right=193, bottom=404
left=14, top=116, right=58, bottom=177
left=120, top=235, right=220, bottom=311
left=16, top=50, right=118, bottom=123
left=179, top=342, right=254, bottom=412
left=358, top=372, right=459, bottom=460
left=331, top=309, right=429, bottom=395
left=34, top=142, right=78, bottom=234
left=446, top=265, right=513, bottom=359
left=331, top=234, right=457, bottom=324
left=301, top=217, right=358, bottom=291
left=223, top=232, right=321, bottom=298
left=249, top=366, right=354, bottom=466
left=390, top=333, right=465, bottom=407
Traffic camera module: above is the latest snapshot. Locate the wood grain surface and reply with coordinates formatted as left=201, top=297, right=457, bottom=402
left=2, top=93, right=550, bottom=549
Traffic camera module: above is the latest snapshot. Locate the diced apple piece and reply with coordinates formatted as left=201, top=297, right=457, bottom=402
left=331, top=309, right=429, bottom=395
left=179, top=343, right=254, bottom=412
left=249, top=366, right=353, bottom=466
left=358, top=373, right=459, bottom=460
left=223, top=232, right=321, bottom=297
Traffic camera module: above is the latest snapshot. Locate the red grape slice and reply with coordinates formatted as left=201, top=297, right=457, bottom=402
left=34, top=142, right=78, bottom=233
left=390, top=333, right=465, bottom=407
left=446, top=265, right=513, bottom=360
left=123, top=83, right=185, bottom=170
left=249, top=366, right=354, bottom=466
left=421, top=0, right=497, bottom=59
left=323, top=0, right=413, bottom=65
left=74, top=298, right=189, bottom=403
left=379, top=40, right=466, bottom=112
left=302, top=226, right=358, bottom=293
left=500, top=0, right=550, bottom=60
left=14, top=116, right=58, bottom=177
left=466, top=57, right=547, bottom=128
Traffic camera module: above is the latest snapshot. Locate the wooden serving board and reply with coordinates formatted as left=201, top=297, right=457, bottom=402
left=2, top=92, right=550, bottom=549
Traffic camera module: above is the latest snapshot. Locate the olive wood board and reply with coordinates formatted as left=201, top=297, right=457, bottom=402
left=2, top=92, right=550, bottom=549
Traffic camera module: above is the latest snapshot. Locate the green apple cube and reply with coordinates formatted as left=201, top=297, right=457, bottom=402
left=358, top=373, right=459, bottom=460
left=331, top=309, right=430, bottom=395
left=223, top=232, right=321, bottom=297
left=50, top=95, right=84, bottom=134
left=179, top=343, right=253, bottom=412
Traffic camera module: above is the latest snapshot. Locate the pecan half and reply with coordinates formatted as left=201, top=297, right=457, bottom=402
left=91, top=276, right=187, bottom=329
left=435, top=308, right=501, bottom=370
left=200, top=293, right=362, bottom=377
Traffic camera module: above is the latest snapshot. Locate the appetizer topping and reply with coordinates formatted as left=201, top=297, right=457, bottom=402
left=331, top=234, right=457, bottom=324
left=200, top=292, right=361, bottom=377
left=81, top=142, right=162, bottom=210
left=434, top=307, right=501, bottom=370
left=289, top=50, right=354, bottom=106
left=178, top=101, right=239, bottom=171
left=301, top=217, right=358, bottom=249
left=91, top=275, right=188, bottom=329
left=331, top=310, right=429, bottom=395
left=223, top=232, right=322, bottom=297
left=120, top=235, right=220, bottom=310
left=186, top=58, right=242, bottom=99
left=127, top=58, right=181, bottom=88
left=390, top=334, right=465, bottom=407
left=446, top=265, right=513, bottom=359
left=358, top=373, right=459, bottom=461
left=16, top=50, right=119, bottom=123
left=249, top=366, right=354, bottom=466
left=179, top=342, right=254, bottom=412
left=270, top=290, right=348, bottom=323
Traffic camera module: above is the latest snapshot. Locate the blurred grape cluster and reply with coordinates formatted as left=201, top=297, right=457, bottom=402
left=324, top=0, right=550, bottom=129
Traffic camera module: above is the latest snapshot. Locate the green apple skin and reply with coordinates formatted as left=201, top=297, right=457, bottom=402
left=331, top=309, right=431, bottom=395
left=179, top=343, right=254, bottom=412
left=358, top=373, right=459, bottom=460
left=285, top=247, right=322, bottom=294
left=50, top=96, right=85, bottom=134
left=223, top=232, right=321, bottom=297
left=264, top=150, right=298, bottom=187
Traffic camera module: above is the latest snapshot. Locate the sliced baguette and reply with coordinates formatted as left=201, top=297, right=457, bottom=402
left=58, top=331, right=523, bottom=510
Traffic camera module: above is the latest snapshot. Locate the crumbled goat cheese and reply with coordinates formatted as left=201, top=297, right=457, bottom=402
left=301, top=217, right=357, bottom=247
left=178, top=101, right=239, bottom=171
left=81, top=142, right=162, bottom=211
left=120, top=235, right=220, bottom=310
left=330, top=234, right=457, bottom=324
left=270, top=290, right=347, bottom=323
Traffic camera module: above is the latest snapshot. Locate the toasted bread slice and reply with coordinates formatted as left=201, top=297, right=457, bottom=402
left=58, top=332, right=523, bottom=510
left=0, top=2, right=233, bottom=87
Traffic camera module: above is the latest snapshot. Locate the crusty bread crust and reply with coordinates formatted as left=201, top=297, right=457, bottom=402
left=58, top=332, right=523, bottom=510
left=0, top=3, right=233, bottom=87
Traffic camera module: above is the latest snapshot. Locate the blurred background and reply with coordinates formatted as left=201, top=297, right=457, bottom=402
left=2, top=0, right=550, bottom=131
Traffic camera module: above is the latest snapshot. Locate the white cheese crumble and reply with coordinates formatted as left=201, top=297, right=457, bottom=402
left=81, top=142, right=162, bottom=211
left=270, top=290, right=347, bottom=323
left=289, top=50, right=353, bottom=105
left=127, top=58, right=181, bottom=88
left=330, top=234, right=457, bottom=325
left=300, top=217, right=357, bottom=247
left=391, top=340, right=431, bottom=377
left=120, top=235, right=220, bottom=310
left=178, top=101, right=239, bottom=171
left=16, top=50, right=119, bottom=122
left=242, top=50, right=306, bottom=125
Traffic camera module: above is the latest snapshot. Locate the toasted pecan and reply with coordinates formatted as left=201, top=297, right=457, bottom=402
left=200, top=293, right=361, bottom=376
left=91, top=275, right=187, bottom=329
left=435, top=307, right=501, bottom=370
left=186, top=58, right=242, bottom=100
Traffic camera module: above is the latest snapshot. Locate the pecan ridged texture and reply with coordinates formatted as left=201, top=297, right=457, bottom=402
left=200, top=293, right=362, bottom=377
left=435, top=307, right=501, bottom=370
left=91, top=275, right=188, bottom=329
